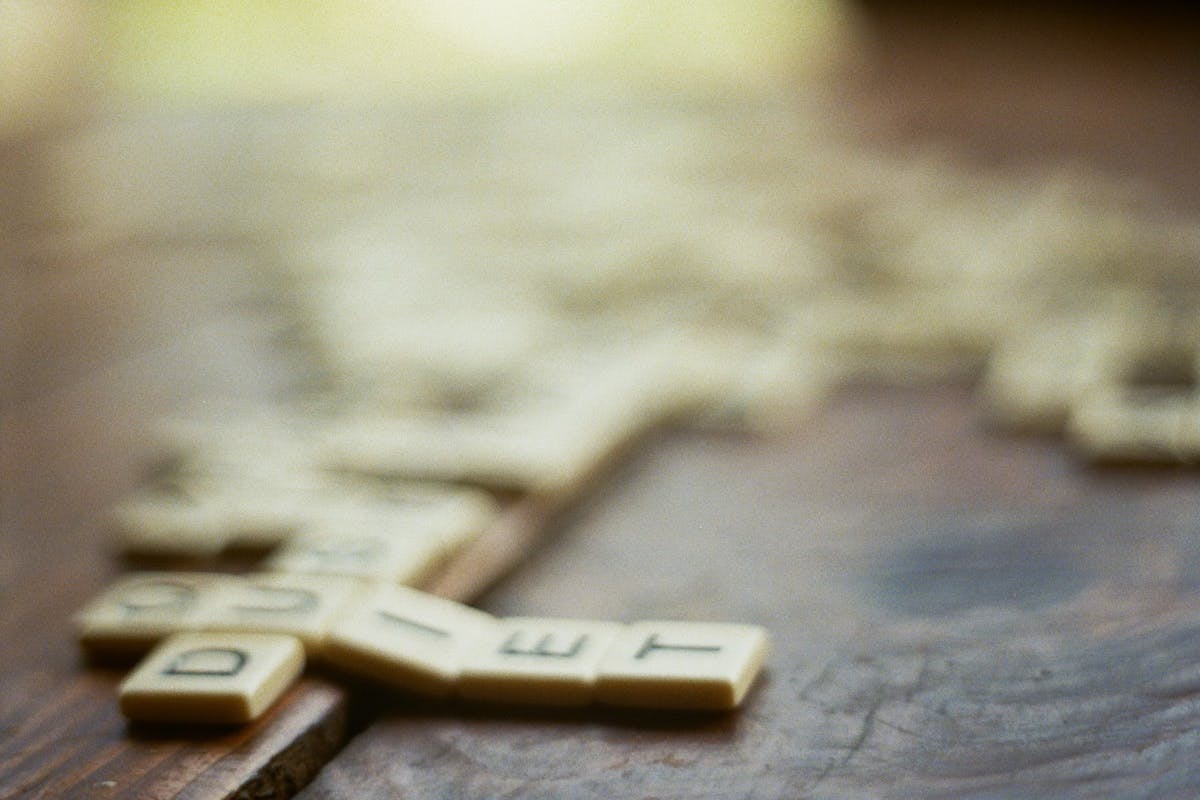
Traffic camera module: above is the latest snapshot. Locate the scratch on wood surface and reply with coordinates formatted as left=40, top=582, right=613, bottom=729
left=806, top=693, right=883, bottom=793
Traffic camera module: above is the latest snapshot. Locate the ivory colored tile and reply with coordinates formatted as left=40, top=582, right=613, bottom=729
left=457, top=618, right=622, bottom=706
left=363, top=483, right=500, bottom=554
left=215, top=483, right=332, bottom=550
left=149, top=406, right=322, bottom=473
left=979, top=301, right=1154, bottom=434
left=109, top=488, right=232, bottom=558
left=595, top=621, right=769, bottom=711
left=257, top=485, right=495, bottom=582
left=1067, top=389, right=1193, bottom=464
left=199, top=573, right=363, bottom=655
left=263, top=530, right=446, bottom=586
left=118, top=632, right=304, bottom=724
left=323, top=584, right=495, bottom=696
left=320, top=342, right=673, bottom=496
left=216, top=478, right=490, bottom=552
left=75, top=573, right=227, bottom=658
left=318, top=413, right=560, bottom=491
left=1176, top=402, right=1200, bottom=460
left=303, top=302, right=549, bottom=410
left=672, top=330, right=836, bottom=433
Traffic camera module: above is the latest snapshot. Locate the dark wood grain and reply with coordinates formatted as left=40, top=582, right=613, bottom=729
left=1, top=673, right=345, bottom=800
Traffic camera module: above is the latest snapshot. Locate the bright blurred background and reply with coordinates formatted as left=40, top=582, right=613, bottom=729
left=1, top=0, right=858, bottom=134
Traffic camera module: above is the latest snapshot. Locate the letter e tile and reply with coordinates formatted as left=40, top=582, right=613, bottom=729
left=457, top=618, right=622, bottom=707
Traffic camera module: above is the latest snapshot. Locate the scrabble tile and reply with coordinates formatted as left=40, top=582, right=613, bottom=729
left=1176, top=400, right=1200, bottom=459
left=263, top=529, right=447, bottom=586
left=318, top=413, right=559, bottom=491
left=75, top=573, right=226, bottom=659
left=978, top=304, right=1151, bottom=434
left=457, top=618, right=622, bottom=707
left=109, top=487, right=232, bottom=559
left=118, top=632, right=304, bottom=724
left=314, top=479, right=501, bottom=561
left=214, top=483, right=336, bottom=551
left=303, top=301, right=551, bottom=410
left=323, top=584, right=495, bottom=696
left=595, top=621, right=769, bottom=711
left=233, top=481, right=495, bottom=567
left=320, top=343, right=673, bottom=496
left=1067, top=388, right=1196, bottom=464
left=672, top=329, right=836, bottom=432
left=111, top=477, right=377, bottom=557
left=199, top=573, right=363, bottom=655
left=149, top=408, right=324, bottom=484
left=345, top=482, right=499, bottom=555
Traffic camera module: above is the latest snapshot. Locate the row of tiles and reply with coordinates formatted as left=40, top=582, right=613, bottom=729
left=113, top=479, right=500, bottom=582
left=79, top=573, right=769, bottom=723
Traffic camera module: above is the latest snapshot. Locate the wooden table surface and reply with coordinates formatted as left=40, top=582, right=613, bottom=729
left=4, top=4, right=1200, bottom=798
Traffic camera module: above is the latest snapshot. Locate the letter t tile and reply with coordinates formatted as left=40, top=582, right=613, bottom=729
left=595, top=621, right=769, bottom=711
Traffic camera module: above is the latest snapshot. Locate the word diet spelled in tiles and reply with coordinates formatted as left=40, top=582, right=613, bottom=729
left=77, top=573, right=769, bottom=722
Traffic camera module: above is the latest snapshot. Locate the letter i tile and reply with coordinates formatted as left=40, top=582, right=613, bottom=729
left=457, top=618, right=622, bottom=707
left=118, top=632, right=305, bottom=724
left=595, top=621, right=769, bottom=711
left=322, top=583, right=495, bottom=697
